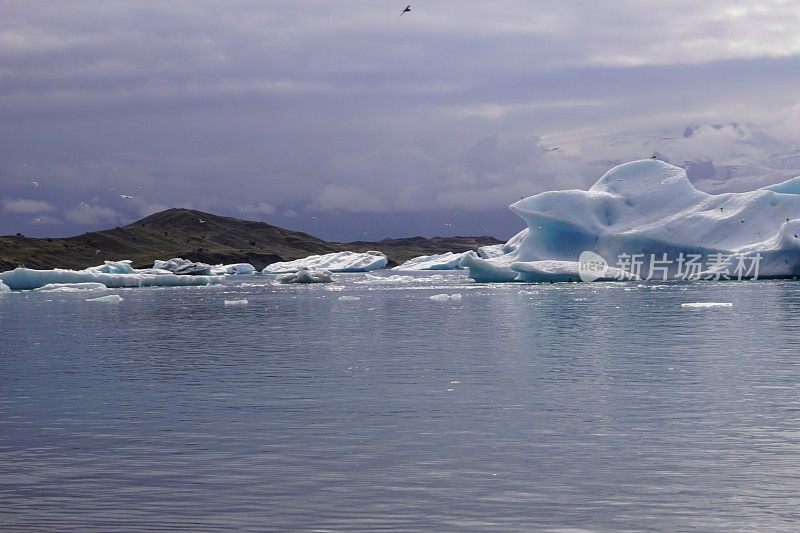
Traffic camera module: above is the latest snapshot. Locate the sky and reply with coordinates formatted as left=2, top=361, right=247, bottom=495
left=2, top=0, right=800, bottom=241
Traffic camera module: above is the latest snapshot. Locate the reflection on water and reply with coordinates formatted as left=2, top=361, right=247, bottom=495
left=2, top=274, right=800, bottom=531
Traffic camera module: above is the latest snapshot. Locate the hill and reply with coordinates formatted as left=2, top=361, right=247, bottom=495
left=0, top=208, right=502, bottom=271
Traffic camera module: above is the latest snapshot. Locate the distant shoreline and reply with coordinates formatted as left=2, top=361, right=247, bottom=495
left=0, top=207, right=502, bottom=271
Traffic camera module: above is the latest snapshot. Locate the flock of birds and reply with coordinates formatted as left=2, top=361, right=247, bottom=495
left=26, top=165, right=142, bottom=225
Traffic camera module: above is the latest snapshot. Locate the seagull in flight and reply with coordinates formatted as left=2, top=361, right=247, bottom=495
left=80, top=202, right=90, bottom=208
left=34, top=216, right=46, bottom=223
left=400, top=5, right=411, bottom=16
left=120, top=194, right=134, bottom=199
left=198, top=218, right=206, bottom=224
left=32, top=181, right=39, bottom=187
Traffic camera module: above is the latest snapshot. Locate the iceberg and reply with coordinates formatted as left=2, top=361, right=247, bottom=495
left=392, top=252, right=471, bottom=271
left=0, top=280, right=10, bottom=293
left=224, top=299, right=249, bottom=305
left=263, top=251, right=388, bottom=273
left=0, top=265, right=222, bottom=291
left=275, top=267, right=334, bottom=284
left=153, top=258, right=213, bottom=276
left=464, top=160, right=800, bottom=282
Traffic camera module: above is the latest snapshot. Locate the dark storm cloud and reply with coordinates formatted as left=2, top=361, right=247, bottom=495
left=2, top=0, right=800, bottom=239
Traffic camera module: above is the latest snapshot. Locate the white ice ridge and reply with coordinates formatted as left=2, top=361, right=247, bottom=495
left=262, top=251, right=387, bottom=274
left=0, top=260, right=222, bottom=291
left=393, top=252, right=471, bottom=271
left=34, top=282, right=109, bottom=292
left=0, top=280, right=10, bottom=293
left=462, top=159, right=800, bottom=282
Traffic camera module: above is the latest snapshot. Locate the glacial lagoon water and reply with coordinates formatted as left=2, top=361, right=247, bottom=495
left=2, top=272, right=800, bottom=531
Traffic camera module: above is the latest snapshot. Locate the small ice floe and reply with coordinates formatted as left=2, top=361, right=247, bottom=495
left=518, top=290, right=538, bottom=295
left=34, top=282, right=108, bottom=292
left=429, top=293, right=462, bottom=302
left=275, top=267, right=333, bottom=284
left=355, top=274, right=416, bottom=284
left=211, top=263, right=256, bottom=276
left=0, top=280, right=10, bottom=293
left=338, top=295, right=361, bottom=301
left=224, top=299, right=249, bottom=306
left=681, top=302, right=733, bottom=308
left=86, top=294, right=123, bottom=303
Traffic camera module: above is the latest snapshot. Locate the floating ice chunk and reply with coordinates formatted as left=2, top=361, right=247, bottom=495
left=263, top=251, right=387, bottom=273
left=681, top=302, right=733, bottom=308
left=429, top=293, right=462, bottom=302
left=211, top=263, right=256, bottom=276
left=392, top=252, right=471, bottom=271
left=86, top=294, right=123, bottom=303
left=338, top=295, right=361, bottom=301
left=355, top=274, right=448, bottom=284
left=224, top=299, right=249, bottom=305
left=153, top=258, right=213, bottom=276
left=465, top=159, right=800, bottom=283
left=34, top=282, right=108, bottom=292
left=275, top=267, right=333, bottom=284
left=0, top=266, right=222, bottom=291
left=0, top=280, right=10, bottom=293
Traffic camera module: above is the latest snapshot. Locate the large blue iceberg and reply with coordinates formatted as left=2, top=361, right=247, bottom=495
left=462, top=160, right=800, bottom=282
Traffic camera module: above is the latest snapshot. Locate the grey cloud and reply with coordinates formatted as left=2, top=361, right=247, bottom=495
left=2, top=198, right=56, bottom=214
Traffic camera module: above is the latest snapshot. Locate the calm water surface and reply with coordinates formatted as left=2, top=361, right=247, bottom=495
left=2, top=273, right=800, bottom=531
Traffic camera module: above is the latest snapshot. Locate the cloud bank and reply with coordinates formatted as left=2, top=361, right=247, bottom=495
left=2, top=1, right=800, bottom=239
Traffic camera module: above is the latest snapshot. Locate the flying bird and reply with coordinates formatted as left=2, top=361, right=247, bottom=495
left=32, top=181, right=39, bottom=187
left=80, top=202, right=90, bottom=208
left=198, top=218, right=206, bottom=224
left=34, top=216, right=46, bottom=223
left=545, top=147, right=561, bottom=152
left=120, top=194, right=134, bottom=199
left=400, top=5, right=411, bottom=16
